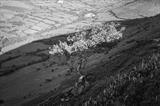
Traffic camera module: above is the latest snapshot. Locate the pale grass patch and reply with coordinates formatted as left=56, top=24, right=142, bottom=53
left=49, top=22, right=125, bottom=55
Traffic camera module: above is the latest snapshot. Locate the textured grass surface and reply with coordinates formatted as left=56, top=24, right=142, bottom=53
left=0, top=12, right=160, bottom=106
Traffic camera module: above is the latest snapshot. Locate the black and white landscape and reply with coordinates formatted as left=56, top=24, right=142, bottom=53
left=0, top=0, right=160, bottom=106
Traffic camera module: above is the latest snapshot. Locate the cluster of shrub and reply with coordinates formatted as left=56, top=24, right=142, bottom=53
left=49, top=22, right=125, bottom=55
left=82, top=52, right=160, bottom=106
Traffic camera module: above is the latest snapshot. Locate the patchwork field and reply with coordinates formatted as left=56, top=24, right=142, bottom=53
left=1, top=0, right=160, bottom=54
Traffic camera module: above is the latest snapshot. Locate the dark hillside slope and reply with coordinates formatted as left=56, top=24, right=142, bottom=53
left=23, top=14, right=160, bottom=106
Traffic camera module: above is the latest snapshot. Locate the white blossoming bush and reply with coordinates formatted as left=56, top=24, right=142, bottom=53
left=49, top=22, right=125, bottom=55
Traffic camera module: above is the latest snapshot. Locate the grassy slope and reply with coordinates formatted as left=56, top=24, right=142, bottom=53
left=0, top=14, right=159, bottom=106
left=22, top=14, right=160, bottom=106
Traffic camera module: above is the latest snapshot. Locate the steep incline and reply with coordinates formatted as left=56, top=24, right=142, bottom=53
left=0, top=13, right=159, bottom=106
left=32, top=14, right=160, bottom=106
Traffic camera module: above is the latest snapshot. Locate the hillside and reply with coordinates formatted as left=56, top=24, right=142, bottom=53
left=1, top=0, right=160, bottom=106
left=0, top=13, right=160, bottom=106
left=23, top=14, right=160, bottom=106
